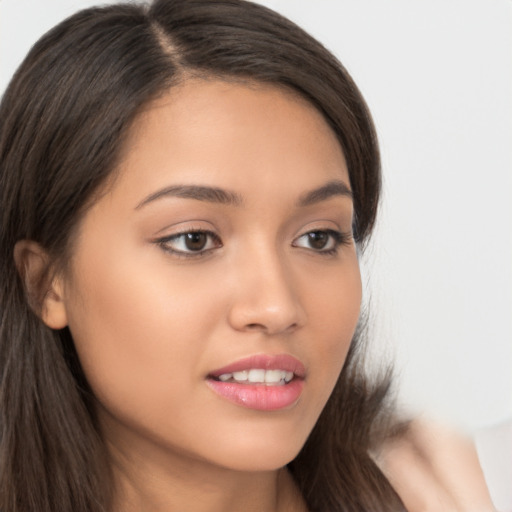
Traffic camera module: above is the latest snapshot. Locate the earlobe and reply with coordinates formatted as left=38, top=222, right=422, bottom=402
left=13, top=240, right=68, bottom=329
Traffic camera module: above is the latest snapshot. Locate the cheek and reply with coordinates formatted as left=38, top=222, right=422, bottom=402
left=62, top=237, right=220, bottom=425
left=298, top=255, right=362, bottom=415
left=321, top=265, right=361, bottom=370
left=308, top=256, right=362, bottom=358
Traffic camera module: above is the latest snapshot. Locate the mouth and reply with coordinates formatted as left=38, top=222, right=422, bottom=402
left=206, top=354, right=306, bottom=411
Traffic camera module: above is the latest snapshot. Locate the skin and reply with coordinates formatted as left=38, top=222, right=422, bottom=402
left=38, top=80, right=361, bottom=511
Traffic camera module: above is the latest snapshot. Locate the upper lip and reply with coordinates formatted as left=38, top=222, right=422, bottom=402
left=208, top=353, right=306, bottom=379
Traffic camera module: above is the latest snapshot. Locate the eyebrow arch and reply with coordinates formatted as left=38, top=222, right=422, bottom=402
left=135, top=184, right=243, bottom=210
left=297, top=180, right=353, bottom=207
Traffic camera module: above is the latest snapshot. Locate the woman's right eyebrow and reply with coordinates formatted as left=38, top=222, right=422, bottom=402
left=134, top=184, right=243, bottom=210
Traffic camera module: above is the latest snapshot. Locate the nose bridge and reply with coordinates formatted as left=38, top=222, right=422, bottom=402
left=227, top=238, right=305, bottom=334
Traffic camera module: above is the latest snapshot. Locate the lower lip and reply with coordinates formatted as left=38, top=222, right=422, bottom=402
left=206, top=379, right=304, bottom=411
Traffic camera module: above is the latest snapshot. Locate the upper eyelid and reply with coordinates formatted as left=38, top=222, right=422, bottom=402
left=152, top=219, right=217, bottom=237
left=294, top=226, right=351, bottom=241
left=292, top=216, right=348, bottom=234
left=293, top=228, right=350, bottom=244
left=157, top=229, right=221, bottom=245
left=160, top=228, right=217, bottom=238
left=153, top=231, right=222, bottom=260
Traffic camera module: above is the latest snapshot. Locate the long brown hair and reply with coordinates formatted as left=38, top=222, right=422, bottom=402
left=0, top=1, right=404, bottom=510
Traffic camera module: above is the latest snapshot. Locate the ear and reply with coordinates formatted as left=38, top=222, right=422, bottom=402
left=13, top=240, right=68, bottom=329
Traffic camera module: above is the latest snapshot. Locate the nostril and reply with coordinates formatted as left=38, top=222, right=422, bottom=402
left=246, top=323, right=264, bottom=330
left=245, top=322, right=299, bottom=333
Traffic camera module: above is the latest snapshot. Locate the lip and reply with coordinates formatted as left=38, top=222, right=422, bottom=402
left=206, top=354, right=306, bottom=411
left=208, top=353, right=306, bottom=379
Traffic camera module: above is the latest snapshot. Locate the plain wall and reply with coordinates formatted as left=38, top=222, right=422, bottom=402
left=1, top=0, right=511, bottom=431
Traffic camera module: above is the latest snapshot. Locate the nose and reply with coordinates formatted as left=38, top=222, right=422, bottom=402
left=227, top=249, right=306, bottom=335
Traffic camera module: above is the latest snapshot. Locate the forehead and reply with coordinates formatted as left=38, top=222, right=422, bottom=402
left=110, top=78, right=349, bottom=205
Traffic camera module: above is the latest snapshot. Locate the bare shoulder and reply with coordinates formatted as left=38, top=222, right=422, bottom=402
left=372, top=418, right=497, bottom=512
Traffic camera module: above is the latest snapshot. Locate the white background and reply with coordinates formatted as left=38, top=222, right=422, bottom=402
left=1, top=0, right=511, bottom=431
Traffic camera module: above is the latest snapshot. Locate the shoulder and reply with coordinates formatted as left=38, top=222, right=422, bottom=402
left=372, top=418, right=497, bottom=512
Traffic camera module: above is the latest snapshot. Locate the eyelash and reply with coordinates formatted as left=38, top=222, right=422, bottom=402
left=155, top=230, right=222, bottom=259
left=292, top=229, right=352, bottom=256
left=155, top=228, right=352, bottom=259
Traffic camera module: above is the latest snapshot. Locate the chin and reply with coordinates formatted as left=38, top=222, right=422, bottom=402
left=199, top=424, right=310, bottom=473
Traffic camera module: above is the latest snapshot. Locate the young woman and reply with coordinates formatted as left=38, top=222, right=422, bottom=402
left=0, top=1, right=496, bottom=511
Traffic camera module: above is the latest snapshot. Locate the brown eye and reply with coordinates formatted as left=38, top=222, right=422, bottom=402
left=184, top=232, right=208, bottom=251
left=157, top=230, right=222, bottom=256
left=307, top=231, right=329, bottom=250
left=293, top=229, right=348, bottom=254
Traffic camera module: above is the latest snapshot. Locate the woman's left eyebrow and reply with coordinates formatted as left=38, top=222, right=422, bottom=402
left=297, top=180, right=353, bottom=206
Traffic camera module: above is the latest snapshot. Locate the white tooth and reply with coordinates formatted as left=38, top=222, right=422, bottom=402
left=232, top=371, right=248, bottom=382
left=284, top=371, right=294, bottom=382
left=248, top=369, right=265, bottom=383
left=265, top=369, right=285, bottom=383
left=218, top=373, right=232, bottom=381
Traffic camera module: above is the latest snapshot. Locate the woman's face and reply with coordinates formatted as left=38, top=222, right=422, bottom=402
left=58, top=80, right=361, bottom=472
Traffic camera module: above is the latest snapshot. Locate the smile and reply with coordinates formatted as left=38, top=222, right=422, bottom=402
left=206, top=354, right=305, bottom=411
